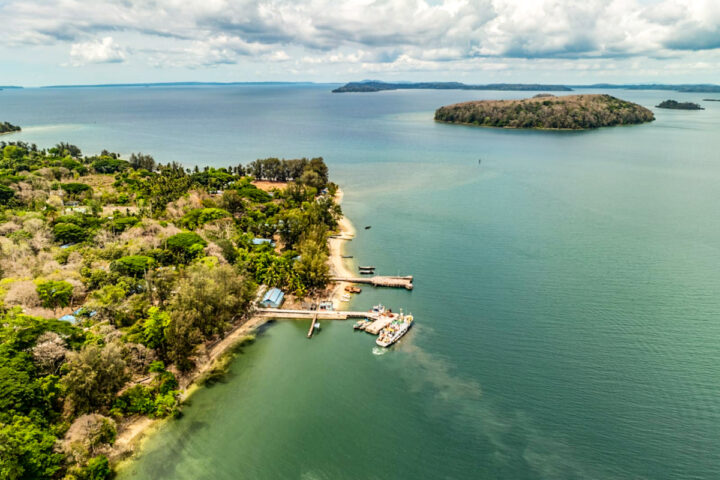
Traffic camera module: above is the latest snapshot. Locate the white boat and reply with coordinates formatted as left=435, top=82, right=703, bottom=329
left=371, top=303, right=386, bottom=314
left=340, top=294, right=351, bottom=302
left=376, top=313, right=414, bottom=348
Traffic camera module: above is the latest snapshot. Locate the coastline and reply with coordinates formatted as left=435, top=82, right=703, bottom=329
left=328, top=188, right=357, bottom=304
left=112, top=187, right=354, bottom=468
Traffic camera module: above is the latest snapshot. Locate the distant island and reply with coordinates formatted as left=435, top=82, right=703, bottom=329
left=656, top=100, right=704, bottom=110
left=703, top=99, right=720, bottom=102
left=0, top=121, right=21, bottom=134
left=332, top=81, right=572, bottom=93
left=333, top=81, right=720, bottom=94
left=434, top=94, right=654, bottom=130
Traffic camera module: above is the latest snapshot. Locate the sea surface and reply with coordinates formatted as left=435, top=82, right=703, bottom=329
left=2, top=85, right=720, bottom=480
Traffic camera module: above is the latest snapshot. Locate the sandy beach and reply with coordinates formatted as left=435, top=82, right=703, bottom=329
left=112, top=188, right=354, bottom=464
left=328, top=189, right=357, bottom=304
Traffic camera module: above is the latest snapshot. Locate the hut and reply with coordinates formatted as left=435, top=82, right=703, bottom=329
left=260, top=287, right=285, bottom=308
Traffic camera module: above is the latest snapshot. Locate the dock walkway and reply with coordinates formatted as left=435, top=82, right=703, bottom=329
left=330, top=275, right=414, bottom=290
left=256, top=308, right=379, bottom=320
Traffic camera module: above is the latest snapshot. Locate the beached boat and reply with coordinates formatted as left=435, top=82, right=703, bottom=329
left=344, top=285, right=362, bottom=294
left=376, top=313, right=414, bottom=348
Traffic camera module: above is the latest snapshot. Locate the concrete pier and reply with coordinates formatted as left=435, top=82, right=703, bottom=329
left=330, top=275, right=414, bottom=290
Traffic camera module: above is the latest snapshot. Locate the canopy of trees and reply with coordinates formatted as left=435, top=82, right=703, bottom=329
left=0, top=143, right=341, bottom=478
left=434, top=94, right=655, bottom=130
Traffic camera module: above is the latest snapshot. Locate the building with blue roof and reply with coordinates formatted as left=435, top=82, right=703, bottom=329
left=260, top=287, right=285, bottom=308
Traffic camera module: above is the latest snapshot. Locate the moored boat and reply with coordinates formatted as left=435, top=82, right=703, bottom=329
left=376, top=313, right=414, bottom=348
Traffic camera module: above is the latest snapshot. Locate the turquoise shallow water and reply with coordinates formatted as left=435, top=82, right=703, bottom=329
left=2, top=85, right=720, bottom=479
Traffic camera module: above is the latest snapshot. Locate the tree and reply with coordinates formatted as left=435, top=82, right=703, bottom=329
left=0, top=416, right=63, bottom=480
left=166, top=264, right=255, bottom=370
left=61, top=343, right=129, bottom=415
left=129, top=152, right=156, bottom=172
left=294, top=235, right=329, bottom=290
left=36, top=280, right=73, bottom=312
left=52, top=223, right=87, bottom=244
left=0, top=184, right=15, bottom=205
left=165, top=232, right=207, bottom=263
left=111, top=255, right=155, bottom=278
left=60, top=183, right=92, bottom=197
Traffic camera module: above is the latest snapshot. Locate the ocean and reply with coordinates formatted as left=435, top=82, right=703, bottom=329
left=2, top=84, right=719, bottom=479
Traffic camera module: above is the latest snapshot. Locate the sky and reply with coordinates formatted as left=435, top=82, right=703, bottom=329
left=0, top=0, right=719, bottom=87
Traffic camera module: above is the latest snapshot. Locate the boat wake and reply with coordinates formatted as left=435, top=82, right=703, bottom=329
left=372, top=347, right=388, bottom=356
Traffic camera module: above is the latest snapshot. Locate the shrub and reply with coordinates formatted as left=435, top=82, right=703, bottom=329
left=91, top=157, right=128, bottom=174
left=111, top=255, right=155, bottom=277
left=36, top=280, right=74, bottom=310
left=60, top=183, right=92, bottom=196
left=165, top=232, right=207, bottom=263
left=0, top=184, right=15, bottom=204
left=179, top=208, right=231, bottom=229
left=53, top=223, right=87, bottom=244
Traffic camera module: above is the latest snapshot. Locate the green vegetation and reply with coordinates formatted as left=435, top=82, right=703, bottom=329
left=434, top=94, right=655, bottom=130
left=0, top=121, right=21, bottom=134
left=655, top=100, right=704, bottom=110
left=0, top=141, right=341, bottom=478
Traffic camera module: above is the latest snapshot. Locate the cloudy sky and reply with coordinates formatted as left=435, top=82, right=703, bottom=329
left=1, top=0, right=719, bottom=86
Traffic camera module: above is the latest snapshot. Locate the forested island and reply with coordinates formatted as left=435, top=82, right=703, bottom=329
left=434, top=94, right=654, bottom=130
left=0, top=121, right=21, bottom=134
left=332, top=81, right=572, bottom=93
left=0, top=143, right=341, bottom=479
left=656, top=100, right=704, bottom=110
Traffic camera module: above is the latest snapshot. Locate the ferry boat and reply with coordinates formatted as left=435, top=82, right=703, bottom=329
left=376, top=313, right=414, bottom=348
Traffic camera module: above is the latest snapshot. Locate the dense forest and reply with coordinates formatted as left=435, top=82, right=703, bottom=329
left=0, top=122, right=21, bottom=134
left=655, top=100, right=704, bottom=110
left=434, top=94, right=655, bottom=130
left=0, top=142, right=340, bottom=479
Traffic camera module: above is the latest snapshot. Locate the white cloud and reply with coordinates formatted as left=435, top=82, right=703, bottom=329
left=0, top=0, right=718, bottom=80
left=69, top=37, right=126, bottom=65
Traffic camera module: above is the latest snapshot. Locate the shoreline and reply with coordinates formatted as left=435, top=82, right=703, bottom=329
left=111, top=188, right=355, bottom=469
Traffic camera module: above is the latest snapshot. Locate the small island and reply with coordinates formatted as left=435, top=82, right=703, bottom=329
left=0, top=121, right=21, bottom=134
left=704, top=99, right=720, bottom=102
left=434, top=94, right=654, bottom=130
left=656, top=100, right=704, bottom=110
left=332, top=81, right=572, bottom=93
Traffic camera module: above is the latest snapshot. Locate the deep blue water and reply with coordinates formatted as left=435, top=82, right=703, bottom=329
left=2, top=85, right=719, bottom=479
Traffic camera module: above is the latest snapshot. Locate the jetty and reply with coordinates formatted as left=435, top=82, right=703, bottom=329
left=331, top=275, right=414, bottom=290
left=257, top=308, right=381, bottom=320
left=307, top=314, right=318, bottom=338
left=364, top=315, right=395, bottom=335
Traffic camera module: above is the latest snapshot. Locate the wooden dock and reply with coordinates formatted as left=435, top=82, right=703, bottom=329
left=330, top=275, right=414, bottom=290
left=256, top=308, right=380, bottom=320
left=307, top=314, right=318, bottom=338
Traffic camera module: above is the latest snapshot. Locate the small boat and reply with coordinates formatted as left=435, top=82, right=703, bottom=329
left=344, top=286, right=362, bottom=294
left=365, top=225, right=371, bottom=230
left=340, top=294, right=351, bottom=302
left=341, top=255, right=353, bottom=259
left=314, top=322, right=321, bottom=329
left=359, top=270, right=374, bottom=275
left=358, top=266, right=375, bottom=270
left=353, top=319, right=371, bottom=330
left=371, top=304, right=386, bottom=314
